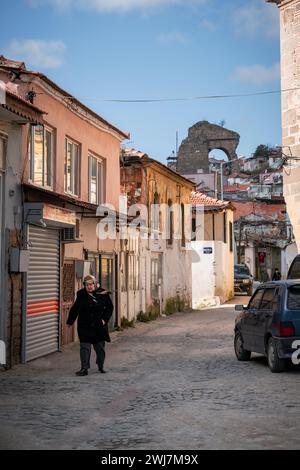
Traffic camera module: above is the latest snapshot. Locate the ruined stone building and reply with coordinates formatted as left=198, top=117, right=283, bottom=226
left=176, top=121, right=240, bottom=175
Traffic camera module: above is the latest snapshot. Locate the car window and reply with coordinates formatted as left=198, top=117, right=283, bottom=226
left=287, top=285, right=300, bottom=310
left=288, top=258, right=300, bottom=280
left=248, top=289, right=264, bottom=309
left=235, top=265, right=250, bottom=275
left=260, top=288, right=279, bottom=311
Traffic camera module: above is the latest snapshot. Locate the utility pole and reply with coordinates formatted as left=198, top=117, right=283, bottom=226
left=238, top=220, right=243, bottom=264
left=219, top=159, right=236, bottom=200
left=220, top=161, right=225, bottom=200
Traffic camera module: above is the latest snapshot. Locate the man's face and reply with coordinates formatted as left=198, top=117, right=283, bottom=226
left=85, top=281, right=95, bottom=293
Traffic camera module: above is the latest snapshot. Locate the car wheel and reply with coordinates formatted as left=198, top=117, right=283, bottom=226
left=267, top=338, right=286, bottom=373
left=234, top=330, right=251, bottom=361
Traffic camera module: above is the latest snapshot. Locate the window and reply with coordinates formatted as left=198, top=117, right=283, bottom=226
left=29, top=125, right=54, bottom=188
left=128, top=255, right=139, bottom=291
left=151, top=259, right=159, bottom=298
left=191, top=216, right=196, bottom=242
left=152, top=192, right=160, bottom=239
left=151, top=255, right=162, bottom=298
left=223, top=212, right=227, bottom=243
left=287, top=285, right=300, bottom=310
left=65, top=138, right=80, bottom=196
left=260, top=288, right=278, bottom=311
left=121, top=252, right=128, bottom=293
left=181, top=204, right=185, bottom=247
left=229, top=221, right=233, bottom=252
left=167, top=199, right=174, bottom=246
left=100, top=256, right=113, bottom=292
left=89, top=155, right=104, bottom=205
left=248, top=289, right=264, bottom=310
left=0, top=135, right=5, bottom=171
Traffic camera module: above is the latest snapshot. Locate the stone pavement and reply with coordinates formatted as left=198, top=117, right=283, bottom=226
left=0, top=300, right=300, bottom=450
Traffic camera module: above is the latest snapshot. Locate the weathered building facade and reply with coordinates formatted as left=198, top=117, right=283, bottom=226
left=0, top=57, right=129, bottom=365
left=190, top=192, right=235, bottom=308
left=267, top=0, right=300, bottom=249
left=0, top=83, right=44, bottom=367
left=121, top=149, right=194, bottom=320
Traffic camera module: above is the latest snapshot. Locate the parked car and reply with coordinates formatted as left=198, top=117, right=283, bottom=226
left=287, top=254, right=300, bottom=280
left=234, top=280, right=300, bottom=372
left=234, top=264, right=253, bottom=296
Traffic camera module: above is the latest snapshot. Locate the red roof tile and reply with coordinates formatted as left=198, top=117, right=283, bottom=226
left=190, top=191, right=231, bottom=207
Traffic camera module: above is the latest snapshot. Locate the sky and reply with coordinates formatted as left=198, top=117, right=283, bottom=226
left=0, top=0, right=282, bottom=164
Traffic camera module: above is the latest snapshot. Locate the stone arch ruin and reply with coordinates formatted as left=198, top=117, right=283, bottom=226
left=176, top=121, right=240, bottom=174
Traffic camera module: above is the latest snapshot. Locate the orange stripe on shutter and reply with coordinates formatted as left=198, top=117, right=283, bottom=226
left=27, top=300, right=59, bottom=316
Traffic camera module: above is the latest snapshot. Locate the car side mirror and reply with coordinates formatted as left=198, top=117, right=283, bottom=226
left=235, top=305, right=245, bottom=311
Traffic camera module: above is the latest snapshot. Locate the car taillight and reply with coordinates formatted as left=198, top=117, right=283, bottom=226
left=279, top=322, right=295, bottom=337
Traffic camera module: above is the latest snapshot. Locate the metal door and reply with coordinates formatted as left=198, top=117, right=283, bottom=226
left=26, top=225, right=60, bottom=361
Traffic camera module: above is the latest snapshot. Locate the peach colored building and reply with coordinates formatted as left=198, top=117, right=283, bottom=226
left=0, top=57, right=129, bottom=362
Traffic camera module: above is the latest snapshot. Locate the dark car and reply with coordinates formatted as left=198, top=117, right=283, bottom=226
left=234, top=280, right=300, bottom=372
left=287, top=254, right=300, bottom=280
left=234, top=264, right=253, bottom=296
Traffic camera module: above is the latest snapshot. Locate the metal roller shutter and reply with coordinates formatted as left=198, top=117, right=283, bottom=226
left=26, top=225, right=60, bottom=361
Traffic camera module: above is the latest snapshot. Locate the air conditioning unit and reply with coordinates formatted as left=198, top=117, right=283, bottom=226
left=62, top=220, right=81, bottom=243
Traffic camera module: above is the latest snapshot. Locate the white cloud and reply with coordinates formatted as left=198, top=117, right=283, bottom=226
left=233, top=0, right=279, bottom=39
left=233, top=63, right=280, bottom=85
left=157, top=32, right=188, bottom=43
left=6, top=39, right=66, bottom=69
left=200, top=19, right=217, bottom=32
left=28, top=0, right=208, bottom=12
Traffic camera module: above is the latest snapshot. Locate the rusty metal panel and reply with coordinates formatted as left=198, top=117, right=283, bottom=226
left=61, top=261, right=75, bottom=346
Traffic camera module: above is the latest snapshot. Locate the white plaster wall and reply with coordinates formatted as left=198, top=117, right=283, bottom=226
left=214, top=241, right=234, bottom=303
left=281, top=242, right=298, bottom=279
left=192, top=239, right=234, bottom=308
left=191, top=241, right=219, bottom=308
left=163, top=240, right=192, bottom=307
left=244, top=245, right=256, bottom=278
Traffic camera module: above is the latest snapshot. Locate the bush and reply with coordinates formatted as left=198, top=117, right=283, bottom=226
left=164, top=296, right=186, bottom=315
left=137, top=304, right=160, bottom=323
left=120, top=317, right=135, bottom=329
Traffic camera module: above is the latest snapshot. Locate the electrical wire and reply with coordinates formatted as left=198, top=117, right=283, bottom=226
left=37, top=86, right=300, bottom=104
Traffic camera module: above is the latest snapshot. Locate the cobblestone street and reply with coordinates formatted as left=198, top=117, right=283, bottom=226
left=1, top=299, right=300, bottom=450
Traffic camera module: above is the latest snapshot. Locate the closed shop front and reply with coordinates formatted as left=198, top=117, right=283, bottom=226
left=26, top=225, right=60, bottom=361
left=24, top=202, right=76, bottom=362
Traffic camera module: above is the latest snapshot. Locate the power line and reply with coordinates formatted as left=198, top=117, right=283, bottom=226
left=40, top=86, right=300, bottom=104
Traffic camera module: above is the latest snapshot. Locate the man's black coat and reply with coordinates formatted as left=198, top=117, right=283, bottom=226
left=67, top=288, right=113, bottom=343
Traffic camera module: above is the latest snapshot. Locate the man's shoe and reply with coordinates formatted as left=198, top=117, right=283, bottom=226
left=76, top=368, right=88, bottom=376
left=98, top=368, right=107, bottom=374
